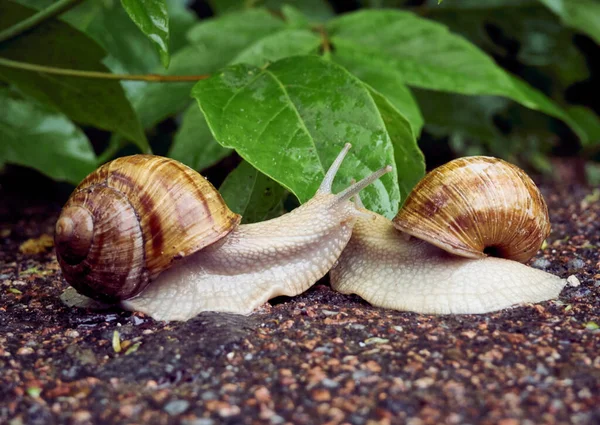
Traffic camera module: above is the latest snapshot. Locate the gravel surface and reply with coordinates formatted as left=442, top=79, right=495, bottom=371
left=1, top=183, right=599, bottom=425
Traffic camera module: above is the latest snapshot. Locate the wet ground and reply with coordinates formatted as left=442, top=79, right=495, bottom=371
left=1, top=182, right=599, bottom=425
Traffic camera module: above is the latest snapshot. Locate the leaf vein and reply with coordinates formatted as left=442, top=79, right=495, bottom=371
left=263, top=69, right=325, bottom=176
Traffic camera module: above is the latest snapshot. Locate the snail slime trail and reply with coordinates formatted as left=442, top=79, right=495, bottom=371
left=330, top=156, right=567, bottom=315
left=55, top=143, right=393, bottom=321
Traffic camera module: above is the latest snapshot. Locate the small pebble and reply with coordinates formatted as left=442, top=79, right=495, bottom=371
left=567, top=275, right=581, bottom=287
left=363, top=337, right=389, bottom=345
left=163, top=400, right=190, bottom=416
left=64, top=329, right=79, bottom=338
left=321, top=378, right=339, bottom=389
left=201, top=391, right=218, bottom=401
left=218, top=404, right=241, bottom=417
left=531, top=258, right=551, bottom=270
left=269, top=415, right=285, bottom=425
left=182, top=419, right=215, bottom=425
left=17, top=347, right=34, bottom=355
left=71, top=410, right=92, bottom=424
left=568, top=258, right=586, bottom=270
left=254, top=386, right=271, bottom=403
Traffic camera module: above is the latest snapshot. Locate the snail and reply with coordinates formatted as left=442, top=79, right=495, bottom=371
left=54, top=143, right=392, bottom=321
left=329, top=156, right=567, bottom=314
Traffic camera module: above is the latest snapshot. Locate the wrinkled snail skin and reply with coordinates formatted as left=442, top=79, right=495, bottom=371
left=122, top=192, right=359, bottom=321
left=329, top=156, right=567, bottom=315
left=56, top=143, right=393, bottom=322
left=329, top=212, right=566, bottom=315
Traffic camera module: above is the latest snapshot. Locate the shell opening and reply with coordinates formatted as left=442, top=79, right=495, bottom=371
left=483, top=246, right=501, bottom=258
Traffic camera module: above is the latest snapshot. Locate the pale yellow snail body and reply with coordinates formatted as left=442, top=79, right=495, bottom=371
left=329, top=156, right=567, bottom=314
left=55, top=144, right=392, bottom=321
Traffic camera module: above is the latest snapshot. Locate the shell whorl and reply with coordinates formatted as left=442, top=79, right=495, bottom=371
left=392, top=156, right=551, bottom=263
left=54, top=155, right=241, bottom=301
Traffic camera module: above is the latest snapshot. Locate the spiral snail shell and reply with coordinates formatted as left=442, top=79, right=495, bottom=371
left=330, top=156, right=566, bottom=314
left=54, top=155, right=240, bottom=302
left=392, top=156, right=551, bottom=263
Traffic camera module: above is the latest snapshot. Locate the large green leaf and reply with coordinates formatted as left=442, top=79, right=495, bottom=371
left=207, top=0, right=335, bottom=22
left=168, top=28, right=320, bottom=169
left=538, top=0, right=600, bottom=44
left=368, top=88, right=425, bottom=205
left=192, top=55, right=412, bottom=218
left=413, top=87, right=563, bottom=169
left=168, top=105, right=232, bottom=171
left=415, top=89, right=511, bottom=146
left=120, top=0, right=171, bottom=68
left=327, top=9, right=587, bottom=143
left=0, top=87, right=97, bottom=184
left=133, top=8, right=286, bottom=128
left=231, top=29, right=321, bottom=66
left=422, top=1, right=589, bottom=96
left=0, top=1, right=149, bottom=152
left=567, top=106, right=600, bottom=148
left=13, top=0, right=195, bottom=76
left=219, top=161, right=287, bottom=223
left=333, top=54, right=424, bottom=138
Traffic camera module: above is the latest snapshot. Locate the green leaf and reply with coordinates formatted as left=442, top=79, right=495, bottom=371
left=134, top=8, right=286, bottom=128
left=586, top=163, right=600, bottom=186
left=414, top=87, right=565, bottom=170
left=120, top=0, right=171, bottom=68
left=14, top=0, right=196, bottom=99
left=186, top=8, right=284, bottom=46
left=168, top=104, right=233, bottom=171
left=0, top=1, right=149, bottom=153
left=219, top=161, right=287, bottom=223
left=327, top=9, right=587, bottom=143
left=368, top=88, right=425, bottom=204
left=192, top=56, right=405, bottom=218
left=414, top=89, right=511, bottom=146
left=425, top=0, right=535, bottom=7
left=538, top=0, right=600, bottom=44
left=231, top=29, right=321, bottom=66
left=78, top=0, right=196, bottom=98
left=567, top=106, right=600, bottom=147
left=333, top=54, right=424, bottom=138
left=422, top=2, right=589, bottom=94
left=0, top=87, right=97, bottom=185
left=69, top=0, right=195, bottom=75
left=207, top=0, right=335, bottom=22
left=281, top=4, right=311, bottom=27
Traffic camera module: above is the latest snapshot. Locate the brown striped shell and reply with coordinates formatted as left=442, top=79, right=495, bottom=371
left=392, top=156, right=550, bottom=263
left=54, top=155, right=241, bottom=302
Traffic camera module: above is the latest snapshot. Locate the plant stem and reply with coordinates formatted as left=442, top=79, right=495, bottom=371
left=0, top=0, right=85, bottom=44
left=313, top=25, right=332, bottom=56
left=0, top=58, right=209, bottom=82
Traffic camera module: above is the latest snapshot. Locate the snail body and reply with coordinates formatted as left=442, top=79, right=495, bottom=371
left=330, top=156, right=566, bottom=314
left=55, top=143, right=392, bottom=321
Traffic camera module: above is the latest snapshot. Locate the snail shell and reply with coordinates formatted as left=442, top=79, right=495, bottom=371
left=392, top=156, right=551, bottom=263
left=54, top=155, right=241, bottom=302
